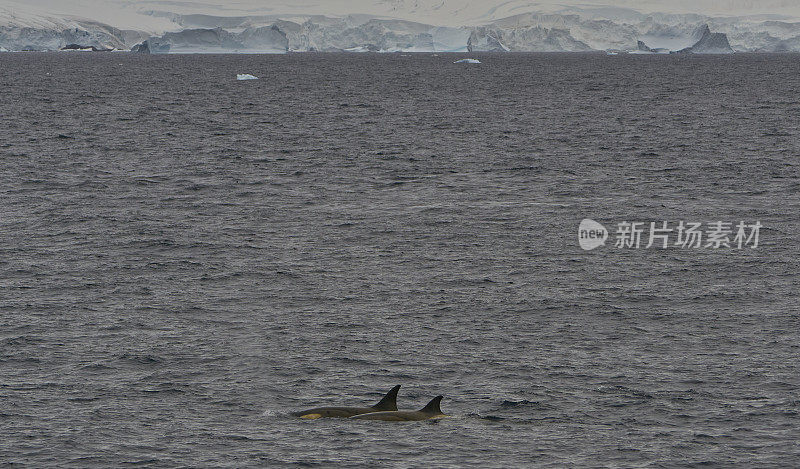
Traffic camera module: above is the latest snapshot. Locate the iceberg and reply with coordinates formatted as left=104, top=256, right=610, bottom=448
left=638, top=26, right=705, bottom=52
left=678, top=25, right=734, bottom=54
left=636, top=40, right=670, bottom=54
left=131, top=39, right=171, bottom=54
left=60, top=43, right=112, bottom=52
left=638, top=24, right=733, bottom=54
left=237, top=74, right=258, bottom=80
left=454, top=58, right=480, bottom=64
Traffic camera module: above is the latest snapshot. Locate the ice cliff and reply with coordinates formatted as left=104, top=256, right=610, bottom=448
left=2, top=5, right=799, bottom=53
left=637, top=24, right=734, bottom=54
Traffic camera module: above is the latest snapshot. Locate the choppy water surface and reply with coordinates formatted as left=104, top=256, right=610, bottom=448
left=1, top=52, right=799, bottom=467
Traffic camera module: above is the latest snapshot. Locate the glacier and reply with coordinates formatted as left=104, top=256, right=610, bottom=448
left=638, top=24, right=734, bottom=54
left=2, top=2, right=800, bottom=53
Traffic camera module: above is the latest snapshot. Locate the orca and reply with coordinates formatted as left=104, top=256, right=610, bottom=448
left=350, top=395, right=448, bottom=421
left=293, top=385, right=401, bottom=419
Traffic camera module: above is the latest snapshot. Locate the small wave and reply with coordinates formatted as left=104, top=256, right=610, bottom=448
left=115, top=353, right=164, bottom=365
left=475, top=414, right=505, bottom=421
left=80, top=363, right=114, bottom=371
left=0, top=357, right=41, bottom=365
left=120, top=459, right=162, bottom=465
left=499, top=399, right=542, bottom=408
left=141, top=387, right=186, bottom=394
left=595, top=385, right=654, bottom=399
left=3, top=336, right=44, bottom=346
left=221, top=434, right=257, bottom=441
left=67, top=396, right=100, bottom=402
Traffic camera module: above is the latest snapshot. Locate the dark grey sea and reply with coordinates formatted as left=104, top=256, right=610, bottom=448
left=1, top=52, right=799, bottom=467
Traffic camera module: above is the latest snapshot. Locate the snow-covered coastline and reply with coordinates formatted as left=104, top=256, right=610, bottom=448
left=1, top=2, right=799, bottom=53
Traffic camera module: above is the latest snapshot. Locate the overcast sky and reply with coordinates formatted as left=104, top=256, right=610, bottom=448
left=3, top=0, right=799, bottom=30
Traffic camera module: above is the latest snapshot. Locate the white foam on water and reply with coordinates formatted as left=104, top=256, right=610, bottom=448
left=237, top=74, right=258, bottom=80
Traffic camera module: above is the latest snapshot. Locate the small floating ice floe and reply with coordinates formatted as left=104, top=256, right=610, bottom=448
left=454, top=58, right=481, bottom=64
left=237, top=74, right=258, bottom=81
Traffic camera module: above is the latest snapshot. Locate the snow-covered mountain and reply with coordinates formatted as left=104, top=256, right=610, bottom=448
left=1, top=0, right=799, bottom=52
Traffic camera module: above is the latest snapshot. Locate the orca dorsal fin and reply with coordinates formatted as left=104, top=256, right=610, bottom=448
left=372, top=385, right=401, bottom=411
left=420, top=395, right=443, bottom=415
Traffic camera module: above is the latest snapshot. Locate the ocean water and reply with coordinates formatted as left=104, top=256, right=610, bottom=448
left=1, top=52, right=799, bottom=467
